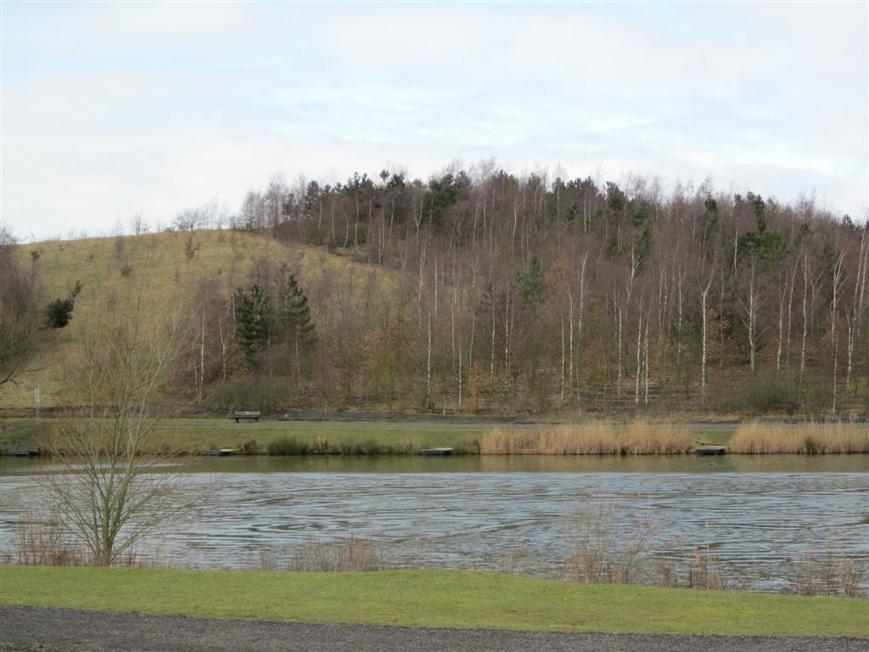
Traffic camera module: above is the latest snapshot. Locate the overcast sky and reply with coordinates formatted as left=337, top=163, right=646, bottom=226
left=1, top=1, right=867, bottom=241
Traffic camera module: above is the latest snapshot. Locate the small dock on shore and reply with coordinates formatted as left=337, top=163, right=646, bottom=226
left=7, top=449, right=40, bottom=458
left=694, top=445, right=727, bottom=455
left=202, top=448, right=235, bottom=457
left=421, top=447, right=454, bottom=456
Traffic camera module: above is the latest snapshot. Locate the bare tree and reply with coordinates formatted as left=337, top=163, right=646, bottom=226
left=0, top=228, right=43, bottom=387
left=39, top=280, right=182, bottom=566
left=128, top=212, right=150, bottom=235
left=696, top=248, right=717, bottom=397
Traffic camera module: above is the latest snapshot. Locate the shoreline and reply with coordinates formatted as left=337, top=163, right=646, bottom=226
left=3, top=417, right=869, bottom=457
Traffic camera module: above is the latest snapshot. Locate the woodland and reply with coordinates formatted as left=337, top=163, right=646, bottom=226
left=3, top=164, right=867, bottom=417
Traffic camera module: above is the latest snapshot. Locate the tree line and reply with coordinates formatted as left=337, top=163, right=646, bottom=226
left=167, top=164, right=867, bottom=416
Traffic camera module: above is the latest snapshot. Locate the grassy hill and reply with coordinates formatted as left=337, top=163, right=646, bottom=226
left=1, top=230, right=401, bottom=410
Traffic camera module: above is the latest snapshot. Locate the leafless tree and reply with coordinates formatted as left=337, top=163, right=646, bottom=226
left=0, top=228, right=43, bottom=387
left=128, top=212, right=150, bottom=235
left=39, top=280, right=183, bottom=566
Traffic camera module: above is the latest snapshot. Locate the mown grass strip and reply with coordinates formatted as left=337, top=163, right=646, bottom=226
left=0, top=567, right=865, bottom=638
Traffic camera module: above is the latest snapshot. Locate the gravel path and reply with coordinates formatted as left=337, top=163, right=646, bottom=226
left=2, top=606, right=866, bottom=651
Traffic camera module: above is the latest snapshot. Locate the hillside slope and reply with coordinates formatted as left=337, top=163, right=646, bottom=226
left=1, top=230, right=402, bottom=410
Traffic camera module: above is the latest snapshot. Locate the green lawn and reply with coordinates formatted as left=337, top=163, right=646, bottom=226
left=0, top=417, right=488, bottom=455
left=0, top=419, right=43, bottom=453
left=152, top=418, right=487, bottom=453
left=0, top=566, right=865, bottom=638
left=1, top=417, right=739, bottom=455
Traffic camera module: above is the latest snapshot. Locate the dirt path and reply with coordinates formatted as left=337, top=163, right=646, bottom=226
left=2, top=606, right=865, bottom=651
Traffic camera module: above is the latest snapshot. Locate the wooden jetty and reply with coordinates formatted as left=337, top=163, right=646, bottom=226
left=202, top=448, right=235, bottom=457
left=8, top=449, right=40, bottom=457
left=694, top=445, right=727, bottom=456
left=421, top=447, right=454, bottom=456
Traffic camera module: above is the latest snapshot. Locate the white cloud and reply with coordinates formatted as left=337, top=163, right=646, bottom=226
left=1, top=2, right=866, bottom=240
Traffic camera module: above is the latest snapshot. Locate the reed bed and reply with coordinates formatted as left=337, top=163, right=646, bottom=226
left=480, top=421, right=694, bottom=455
left=288, top=535, right=383, bottom=572
left=622, top=421, right=695, bottom=454
left=6, top=513, right=87, bottom=567
left=730, top=422, right=869, bottom=454
left=255, top=536, right=383, bottom=572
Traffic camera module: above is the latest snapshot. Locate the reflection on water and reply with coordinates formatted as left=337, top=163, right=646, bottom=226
left=6, top=453, right=868, bottom=475
left=1, top=455, right=867, bottom=592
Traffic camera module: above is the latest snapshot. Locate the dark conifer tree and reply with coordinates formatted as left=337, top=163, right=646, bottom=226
left=234, top=284, right=270, bottom=368
left=277, top=265, right=316, bottom=382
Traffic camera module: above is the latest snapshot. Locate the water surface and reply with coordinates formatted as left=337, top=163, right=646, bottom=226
left=1, top=455, right=867, bottom=592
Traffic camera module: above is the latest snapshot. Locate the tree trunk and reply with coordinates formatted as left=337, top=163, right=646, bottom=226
left=800, top=251, right=810, bottom=382
left=831, top=253, right=844, bottom=414
left=776, top=274, right=786, bottom=373
left=560, top=315, right=566, bottom=403
left=426, top=311, right=432, bottom=400
left=644, top=320, right=650, bottom=405
left=635, top=312, right=642, bottom=405
left=568, top=288, right=574, bottom=397
left=490, top=293, right=496, bottom=379
left=617, top=306, right=623, bottom=395
left=198, top=311, right=205, bottom=402
left=700, top=282, right=711, bottom=395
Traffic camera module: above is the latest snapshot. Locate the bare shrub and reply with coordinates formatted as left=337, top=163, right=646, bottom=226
left=564, top=501, right=735, bottom=591
left=565, top=501, right=653, bottom=584
left=257, top=547, right=280, bottom=572
left=655, top=561, right=678, bottom=588
left=686, top=548, right=725, bottom=590
left=11, top=512, right=86, bottom=566
left=788, top=552, right=863, bottom=597
left=288, top=535, right=383, bottom=572
left=238, top=438, right=261, bottom=455
left=37, top=280, right=184, bottom=566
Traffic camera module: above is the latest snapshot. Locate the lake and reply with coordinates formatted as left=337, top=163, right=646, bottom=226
left=1, top=455, right=867, bottom=592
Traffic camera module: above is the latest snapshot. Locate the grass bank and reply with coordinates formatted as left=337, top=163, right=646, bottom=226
left=0, top=566, right=866, bottom=638
left=0, top=417, right=487, bottom=456
left=5, top=417, right=869, bottom=456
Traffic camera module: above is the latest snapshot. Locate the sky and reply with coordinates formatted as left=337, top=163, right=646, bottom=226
left=1, top=1, right=867, bottom=241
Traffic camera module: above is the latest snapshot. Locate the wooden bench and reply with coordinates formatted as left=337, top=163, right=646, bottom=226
left=233, top=411, right=261, bottom=423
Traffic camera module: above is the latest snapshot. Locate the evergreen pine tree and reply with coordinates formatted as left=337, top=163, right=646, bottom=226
left=234, top=284, right=270, bottom=367
left=277, top=265, right=317, bottom=382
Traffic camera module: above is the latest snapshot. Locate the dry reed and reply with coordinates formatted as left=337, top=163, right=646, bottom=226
left=9, top=513, right=87, bottom=566
left=730, top=422, right=869, bottom=454
left=787, top=552, right=863, bottom=597
left=287, top=535, right=383, bottom=572
left=565, top=502, right=652, bottom=583
left=564, top=501, right=731, bottom=590
left=622, top=421, right=694, bottom=454
left=480, top=421, right=694, bottom=455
